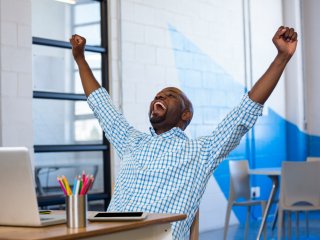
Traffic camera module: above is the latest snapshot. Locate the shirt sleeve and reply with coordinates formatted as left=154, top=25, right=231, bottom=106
left=87, top=87, right=140, bottom=158
left=202, top=93, right=263, bottom=172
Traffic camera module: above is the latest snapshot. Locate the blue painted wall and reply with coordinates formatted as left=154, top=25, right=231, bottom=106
left=168, top=25, right=320, bottom=223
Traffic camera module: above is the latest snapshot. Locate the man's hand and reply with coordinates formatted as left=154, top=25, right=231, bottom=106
left=70, top=34, right=86, bottom=62
left=272, top=26, right=298, bottom=58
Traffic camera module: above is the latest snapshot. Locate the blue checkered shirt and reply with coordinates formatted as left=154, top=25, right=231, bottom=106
left=87, top=87, right=263, bottom=240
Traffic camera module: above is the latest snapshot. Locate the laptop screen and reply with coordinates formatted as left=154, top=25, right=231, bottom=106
left=0, top=147, right=41, bottom=226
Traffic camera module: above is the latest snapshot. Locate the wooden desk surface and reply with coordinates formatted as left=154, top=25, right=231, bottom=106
left=0, top=212, right=186, bottom=240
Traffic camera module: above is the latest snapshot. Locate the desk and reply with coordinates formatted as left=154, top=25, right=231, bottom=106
left=249, top=168, right=281, bottom=240
left=0, top=212, right=186, bottom=240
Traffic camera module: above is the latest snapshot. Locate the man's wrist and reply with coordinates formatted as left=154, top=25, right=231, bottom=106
left=75, top=56, right=86, bottom=65
left=274, top=52, right=291, bottom=65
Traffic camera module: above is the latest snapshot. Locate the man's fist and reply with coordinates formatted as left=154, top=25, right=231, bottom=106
left=70, top=34, right=86, bottom=61
left=272, top=26, right=298, bottom=58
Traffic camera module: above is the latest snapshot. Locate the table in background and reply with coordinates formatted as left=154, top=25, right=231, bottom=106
left=249, top=168, right=281, bottom=240
left=0, top=212, right=186, bottom=240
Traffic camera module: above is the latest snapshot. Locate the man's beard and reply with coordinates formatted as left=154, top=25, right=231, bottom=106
left=149, top=114, right=166, bottom=124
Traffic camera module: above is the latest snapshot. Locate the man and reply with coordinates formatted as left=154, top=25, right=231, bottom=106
left=70, top=26, right=297, bottom=239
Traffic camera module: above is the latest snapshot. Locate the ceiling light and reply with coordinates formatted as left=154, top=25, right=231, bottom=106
left=55, top=0, right=76, bottom=4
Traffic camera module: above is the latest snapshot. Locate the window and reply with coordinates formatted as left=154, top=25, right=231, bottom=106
left=32, top=0, right=110, bottom=210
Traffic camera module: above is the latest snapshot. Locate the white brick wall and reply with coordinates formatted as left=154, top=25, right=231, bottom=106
left=0, top=0, right=33, bottom=154
left=1, top=21, right=18, bottom=46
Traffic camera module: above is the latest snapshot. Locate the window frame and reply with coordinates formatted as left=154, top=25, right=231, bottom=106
left=32, top=0, right=111, bottom=209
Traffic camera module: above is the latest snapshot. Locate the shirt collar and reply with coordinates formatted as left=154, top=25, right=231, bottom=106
left=149, top=127, right=189, bottom=140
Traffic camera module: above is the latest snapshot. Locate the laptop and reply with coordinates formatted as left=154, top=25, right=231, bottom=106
left=0, top=147, right=66, bottom=227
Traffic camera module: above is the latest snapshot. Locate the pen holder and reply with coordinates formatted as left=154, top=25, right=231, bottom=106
left=66, top=195, right=87, bottom=228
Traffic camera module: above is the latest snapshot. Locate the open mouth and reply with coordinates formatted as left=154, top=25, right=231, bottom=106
left=153, top=102, right=166, bottom=111
left=150, top=101, right=167, bottom=118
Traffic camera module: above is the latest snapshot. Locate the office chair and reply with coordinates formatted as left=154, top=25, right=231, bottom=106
left=294, top=157, right=320, bottom=238
left=306, top=157, right=320, bottom=162
left=277, top=161, right=320, bottom=239
left=224, top=160, right=267, bottom=240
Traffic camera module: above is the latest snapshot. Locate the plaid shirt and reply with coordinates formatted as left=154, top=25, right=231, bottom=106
left=87, top=87, right=263, bottom=240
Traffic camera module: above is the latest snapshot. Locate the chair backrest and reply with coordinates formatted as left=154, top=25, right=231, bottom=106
left=229, top=160, right=251, bottom=201
left=280, top=161, right=320, bottom=207
left=306, top=157, right=320, bottom=162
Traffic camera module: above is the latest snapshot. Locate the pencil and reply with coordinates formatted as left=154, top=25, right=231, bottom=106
left=85, top=176, right=95, bottom=194
left=76, top=176, right=81, bottom=195
left=72, top=178, right=78, bottom=195
left=57, top=177, right=67, bottom=196
left=62, top=175, right=72, bottom=196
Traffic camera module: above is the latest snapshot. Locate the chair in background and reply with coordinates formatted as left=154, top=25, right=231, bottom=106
left=190, top=209, right=199, bottom=240
left=272, top=157, right=320, bottom=237
left=277, top=161, right=320, bottom=240
left=224, top=160, right=267, bottom=240
left=303, top=157, right=320, bottom=237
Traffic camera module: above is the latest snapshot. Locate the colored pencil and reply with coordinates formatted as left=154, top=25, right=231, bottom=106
left=57, top=172, right=95, bottom=196
left=57, top=177, right=67, bottom=196
left=62, top=175, right=72, bottom=196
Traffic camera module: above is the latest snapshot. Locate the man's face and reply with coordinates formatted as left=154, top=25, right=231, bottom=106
left=149, top=88, right=186, bottom=131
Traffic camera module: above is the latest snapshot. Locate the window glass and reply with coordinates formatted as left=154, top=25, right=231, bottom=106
left=33, top=45, right=101, bottom=93
left=75, top=69, right=101, bottom=94
left=74, top=24, right=101, bottom=46
left=74, top=2, right=100, bottom=25
left=74, top=119, right=102, bottom=142
left=75, top=101, right=93, bottom=115
left=32, top=0, right=101, bottom=46
left=34, top=151, right=104, bottom=196
left=33, top=99, right=102, bottom=145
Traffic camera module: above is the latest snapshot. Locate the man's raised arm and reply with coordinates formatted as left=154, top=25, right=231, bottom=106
left=70, top=35, right=100, bottom=97
left=249, top=26, right=298, bottom=104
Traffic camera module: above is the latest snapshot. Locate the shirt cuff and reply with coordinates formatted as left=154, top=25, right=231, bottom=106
left=87, top=87, right=111, bottom=109
left=239, top=93, right=264, bottom=116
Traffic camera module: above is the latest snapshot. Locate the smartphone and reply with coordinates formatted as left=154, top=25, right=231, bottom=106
left=88, top=212, right=147, bottom=221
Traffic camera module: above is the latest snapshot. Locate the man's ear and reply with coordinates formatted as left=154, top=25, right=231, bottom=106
left=181, top=110, right=192, bottom=122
